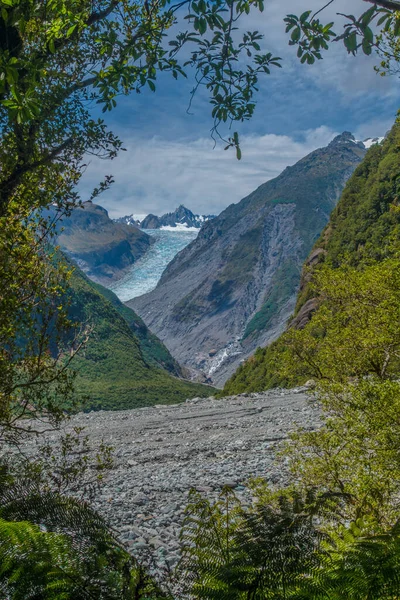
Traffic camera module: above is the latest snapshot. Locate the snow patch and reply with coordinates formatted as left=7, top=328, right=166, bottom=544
left=363, top=137, right=384, bottom=149
left=160, top=223, right=199, bottom=232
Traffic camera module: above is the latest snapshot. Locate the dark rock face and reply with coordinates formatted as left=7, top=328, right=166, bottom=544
left=129, top=134, right=365, bottom=385
left=114, top=215, right=141, bottom=227
left=48, top=201, right=152, bottom=284
left=140, top=214, right=161, bottom=229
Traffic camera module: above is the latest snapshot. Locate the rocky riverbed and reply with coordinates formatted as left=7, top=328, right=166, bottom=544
left=69, top=388, right=319, bottom=571
left=16, top=388, right=320, bottom=575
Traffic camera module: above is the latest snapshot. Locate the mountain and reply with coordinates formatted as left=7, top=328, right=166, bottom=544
left=66, top=259, right=214, bottom=411
left=116, top=205, right=215, bottom=229
left=48, top=201, right=152, bottom=284
left=129, top=133, right=366, bottom=386
left=114, top=214, right=141, bottom=227
left=222, top=126, right=395, bottom=395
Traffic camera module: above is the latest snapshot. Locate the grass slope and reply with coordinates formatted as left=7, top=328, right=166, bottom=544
left=68, top=266, right=213, bottom=411
left=222, top=122, right=400, bottom=395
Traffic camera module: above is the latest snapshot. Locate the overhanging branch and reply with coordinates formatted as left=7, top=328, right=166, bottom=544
left=363, top=0, right=400, bottom=10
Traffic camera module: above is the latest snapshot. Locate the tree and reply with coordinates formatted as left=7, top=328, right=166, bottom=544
left=285, top=0, right=400, bottom=69
left=277, top=258, right=400, bottom=524
left=0, top=0, right=281, bottom=457
left=0, top=0, right=283, bottom=591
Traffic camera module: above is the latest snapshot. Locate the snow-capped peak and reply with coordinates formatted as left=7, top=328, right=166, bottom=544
left=362, top=137, right=385, bottom=149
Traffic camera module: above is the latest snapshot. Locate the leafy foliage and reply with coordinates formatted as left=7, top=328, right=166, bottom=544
left=285, top=1, right=400, bottom=69
left=178, top=487, right=322, bottom=599
left=177, top=486, right=400, bottom=599
left=0, top=473, right=168, bottom=599
left=0, top=219, right=82, bottom=445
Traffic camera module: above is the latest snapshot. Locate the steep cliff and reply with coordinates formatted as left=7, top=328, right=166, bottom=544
left=222, top=124, right=398, bottom=395
left=130, top=133, right=365, bottom=385
left=49, top=201, right=152, bottom=284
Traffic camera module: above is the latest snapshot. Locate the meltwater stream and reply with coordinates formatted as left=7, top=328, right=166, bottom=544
left=109, top=228, right=198, bottom=301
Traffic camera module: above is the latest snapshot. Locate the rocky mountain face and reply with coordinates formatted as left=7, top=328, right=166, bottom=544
left=49, top=201, right=152, bottom=284
left=222, top=128, right=394, bottom=395
left=130, top=133, right=366, bottom=386
left=114, top=214, right=141, bottom=227
left=117, top=205, right=215, bottom=229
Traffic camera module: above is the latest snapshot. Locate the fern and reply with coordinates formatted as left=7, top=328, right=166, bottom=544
left=0, top=475, right=168, bottom=599
left=178, top=487, right=400, bottom=600
left=178, top=488, right=323, bottom=599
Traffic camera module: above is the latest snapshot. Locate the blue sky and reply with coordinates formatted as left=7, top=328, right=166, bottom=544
left=80, top=0, right=399, bottom=218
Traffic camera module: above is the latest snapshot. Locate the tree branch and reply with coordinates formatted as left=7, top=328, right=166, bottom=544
left=0, top=137, right=73, bottom=217
left=363, top=0, right=400, bottom=10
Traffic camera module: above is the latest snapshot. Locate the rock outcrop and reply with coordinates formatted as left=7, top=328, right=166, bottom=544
left=48, top=201, right=152, bottom=284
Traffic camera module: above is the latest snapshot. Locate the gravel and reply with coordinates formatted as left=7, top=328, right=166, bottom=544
left=18, top=388, right=321, bottom=573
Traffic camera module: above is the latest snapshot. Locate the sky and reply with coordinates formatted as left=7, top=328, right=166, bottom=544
left=79, top=0, right=400, bottom=218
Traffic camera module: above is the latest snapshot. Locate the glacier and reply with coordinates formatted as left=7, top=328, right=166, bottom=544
left=108, top=228, right=198, bottom=301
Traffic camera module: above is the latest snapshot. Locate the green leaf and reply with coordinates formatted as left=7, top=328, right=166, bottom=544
left=67, top=24, right=77, bottom=38
left=361, top=5, right=376, bottom=27
left=291, top=27, right=301, bottom=43
left=198, top=17, right=207, bottom=35
left=362, top=38, right=372, bottom=55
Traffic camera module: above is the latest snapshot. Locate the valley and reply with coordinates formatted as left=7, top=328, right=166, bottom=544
left=130, top=133, right=366, bottom=386
left=2, top=1, right=399, bottom=596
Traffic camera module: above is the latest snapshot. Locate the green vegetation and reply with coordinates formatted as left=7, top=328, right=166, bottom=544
left=89, top=280, right=183, bottom=376
left=2, top=0, right=400, bottom=595
left=0, top=476, right=167, bottom=599
left=223, top=121, right=400, bottom=396
left=176, top=485, right=400, bottom=599
left=68, top=264, right=213, bottom=411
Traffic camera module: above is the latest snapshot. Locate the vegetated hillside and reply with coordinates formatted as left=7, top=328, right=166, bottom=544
left=130, top=133, right=365, bottom=386
left=222, top=122, right=400, bottom=395
left=49, top=201, right=152, bottom=284
left=67, top=262, right=213, bottom=411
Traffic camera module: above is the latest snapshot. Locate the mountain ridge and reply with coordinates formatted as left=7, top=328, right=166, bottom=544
left=129, top=132, right=366, bottom=385
left=222, top=126, right=395, bottom=395
left=47, top=201, right=152, bottom=284
left=115, top=205, right=215, bottom=230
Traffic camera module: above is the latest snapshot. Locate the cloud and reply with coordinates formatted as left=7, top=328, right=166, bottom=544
left=80, top=126, right=342, bottom=218
left=77, top=0, right=395, bottom=219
